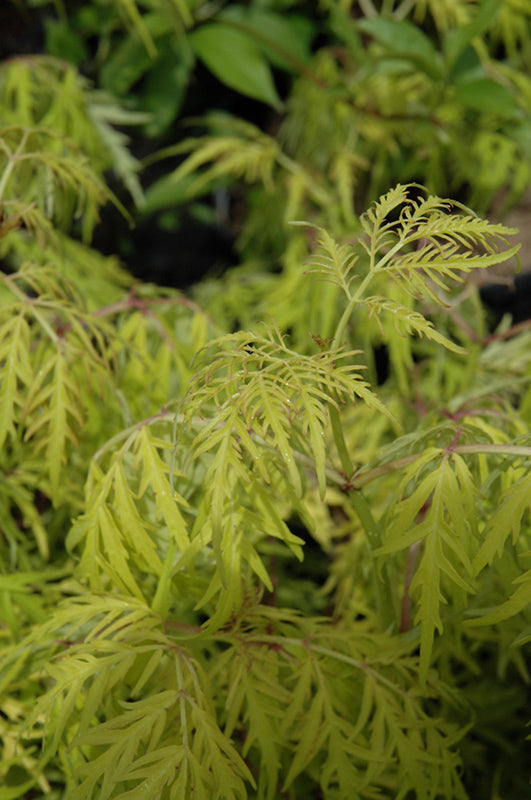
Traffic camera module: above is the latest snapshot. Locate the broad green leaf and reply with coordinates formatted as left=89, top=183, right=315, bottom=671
left=327, top=3, right=363, bottom=56
left=189, top=24, right=282, bottom=109
left=444, top=0, right=500, bottom=71
left=356, top=18, right=442, bottom=79
left=454, top=77, right=522, bottom=117
left=100, top=13, right=174, bottom=95
left=141, top=44, right=194, bottom=136
left=44, top=18, right=89, bottom=65
left=219, top=6, right=314, bottom=72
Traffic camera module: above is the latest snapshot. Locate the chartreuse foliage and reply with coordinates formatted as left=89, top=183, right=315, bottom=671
left=2, top=160, right=531, bottom=800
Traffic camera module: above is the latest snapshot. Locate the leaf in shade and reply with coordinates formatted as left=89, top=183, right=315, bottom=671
left=189, top=24, right=283, bottom=109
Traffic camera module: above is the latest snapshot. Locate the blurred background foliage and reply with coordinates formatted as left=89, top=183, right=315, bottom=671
left=2, top=0, right=530, bottom=306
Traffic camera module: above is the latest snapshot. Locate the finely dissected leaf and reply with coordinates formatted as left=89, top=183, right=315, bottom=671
left=305, top=226, right=361, bottom=298
left=19, top=599, right=251, bottom=798
left=3, top=156, right=531, bottom=800
left=386, top=241, right=520, bottom=302
left=75, top=691, right=176, bottom=798
left=24, top=347, right=84, bottom=500
left=364, top=296, right=465, bottom=354
left=0, top=311, right=33, bottom=448
left=470, top=566, right=531, bottom=626
left=211, top=614, right=467, bottom=800
left=68, top=421, right=194, bottom=596
left=249, top=481, right=304, bottom=559
left=378, top=454, right=479, bottom=683
left=181, top=325, right=385, bottom=497
left=473, top=470, right=531, bottom=573
left=283, top=689, right=329, bottom=787
left=219, top=645, right=289, bottom=800
left=359, top=186, right=519, bottom=292
left=112, top=462, right=161, bottom=574
left=0, top=124, right=109, bottom=240
left=97, top=505, right=146, bottom=600
left=134, top=425, right=190, bottom=551
left=257, top=369, right=303, bottom=495
left=149, top=114, right=280, bottom=201
left=0, top=264, right=119, bottom=504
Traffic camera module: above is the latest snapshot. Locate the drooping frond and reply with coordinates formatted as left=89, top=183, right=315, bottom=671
left=473, top=469, right=531, bottom=573
left=375, top=449, right=481, bottom=683
left=366, top=294, right=466, bottom=351
left=147, top=114, right=280, bottom=201
left=17, top=595, right=253, bottom=800
left=10, top=594, right=468, bottom=800
left=0, top=56, right=144, bottom=205
left=0, top=264, right=117, bottom=501
left=144, top=112, right=332, bottom=216
left=66, top=415, right=189, bottom=600
left=0, top=125, right=109, bottom=242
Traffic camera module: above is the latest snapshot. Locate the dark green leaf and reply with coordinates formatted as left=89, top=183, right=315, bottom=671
left=100, top=13, right=174, bottom=95
left=141, top=45, right=194, bottom=136
left=44, top=19, right=88, bottom=66
left=454, top=77, right=522, bottom=117
left=189, top=24, right=283, bottom=109
left=356, top=18, right=442, bottom=79
left=219, top=6, right=315, bottom=72
left=444, top=0, right=500, bottom=72
left=327, top=4, right=363, bottom=56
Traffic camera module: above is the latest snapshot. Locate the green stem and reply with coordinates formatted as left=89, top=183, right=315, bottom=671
left=347, top=489, right=382, bottom=550
left=453, top=443, right=531, bottom=458
left=332, top=270, right=374, bottom=349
